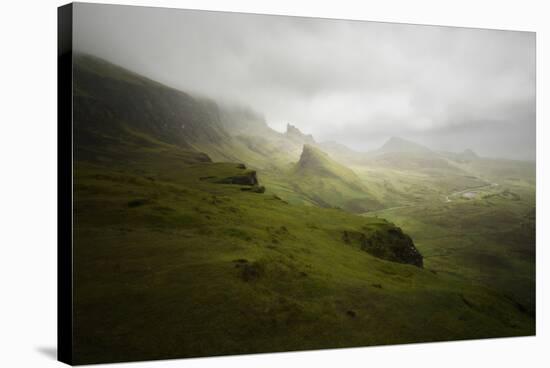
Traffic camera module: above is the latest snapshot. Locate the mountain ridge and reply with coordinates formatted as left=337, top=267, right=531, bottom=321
left=375, top=136, right=432, bottom=155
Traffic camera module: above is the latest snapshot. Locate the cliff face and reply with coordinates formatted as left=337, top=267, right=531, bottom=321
left=73, top=54, right=231, bottom=151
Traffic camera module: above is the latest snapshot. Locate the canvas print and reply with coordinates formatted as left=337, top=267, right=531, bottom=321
left=59, top=2, right=536, bottom=365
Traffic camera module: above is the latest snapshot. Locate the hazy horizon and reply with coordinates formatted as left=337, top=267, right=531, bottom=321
left=74, top=3, right=536, bottom=160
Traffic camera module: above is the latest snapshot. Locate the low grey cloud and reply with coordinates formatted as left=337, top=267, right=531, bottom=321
left=74, top=3, right=536, bottom=160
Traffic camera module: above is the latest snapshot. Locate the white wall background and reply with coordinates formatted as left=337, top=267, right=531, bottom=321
left=0, top=0, right=547, bottom=367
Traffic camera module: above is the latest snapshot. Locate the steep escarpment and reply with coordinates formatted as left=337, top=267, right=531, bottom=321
left=73, top=54, right=277, bottom=165
left=74, top=54, right=230, bottom=150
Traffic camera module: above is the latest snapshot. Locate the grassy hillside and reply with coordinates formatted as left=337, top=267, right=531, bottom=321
left=295, top=144, right=362, bottom=184
left=360, top=155, right=536, bottom=317
left=286, top=145, right=383, bottom=212
left=74, top=142, right=533, bottom=364
left=72, top=54, right=535, bottom=364
left=365, top=182, right=535, bottom=317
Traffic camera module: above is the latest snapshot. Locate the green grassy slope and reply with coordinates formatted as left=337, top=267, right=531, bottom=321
left=71, top=54, right=535, bottom=364
left=285, top=144, right=383, bottom=212
left=74, top=144, right=533, bottom=364
left=351, top=146, right=535, bottom=319
left=366, top=190, right=535, bottom=316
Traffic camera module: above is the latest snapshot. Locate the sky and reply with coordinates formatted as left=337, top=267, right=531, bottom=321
left=74, top=3, right=536, bottom=160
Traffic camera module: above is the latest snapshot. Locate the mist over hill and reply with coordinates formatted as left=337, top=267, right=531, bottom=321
left=375, top=136, right=432, bottom=155
left=73, top=2, right=535, bottom=160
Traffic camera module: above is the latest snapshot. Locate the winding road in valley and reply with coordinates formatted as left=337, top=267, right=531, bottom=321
left=443, top=182, right=498, bottom=203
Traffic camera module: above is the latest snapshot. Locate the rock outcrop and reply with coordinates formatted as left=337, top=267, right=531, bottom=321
left=215, top=171, right=259, bottom=186
left=285, top=124, right=316, bottom=145
left=342, top=226, right=423, bottom=267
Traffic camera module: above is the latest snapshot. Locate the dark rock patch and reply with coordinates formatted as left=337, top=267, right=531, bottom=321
left=216, top=171, right=258, bottom=186
left=240, top=262, right=263, bottom=282
left=199, top=176, right=216, bottom=181
left=127, top=198, right=150, bottom=208
left=241, top=185, right=265, bottom=193
left=341, top=226, right=423, bottom=268
left=232, top=258, right=248, bottom=264
left=232, top=259, right=249, bottom=268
